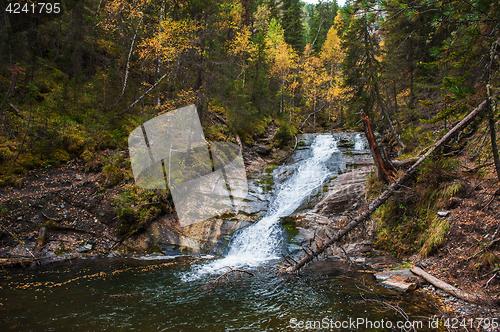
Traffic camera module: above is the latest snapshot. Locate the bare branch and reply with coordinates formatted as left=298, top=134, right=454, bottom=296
left=117, top=73, right=168, bottom=115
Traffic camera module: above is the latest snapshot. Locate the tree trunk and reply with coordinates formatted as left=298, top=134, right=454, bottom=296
left=362, top=110, right=394, bottom=183
left=487, top=89, right=500, bottom=182
left=486, top=39, right=500, bottom=182
left=285, top=100, right=488, bottom=273
left=155, top=55, right=161, bottom=107
left=409, top=36, right=414, bottom=109
left=410, top=266, right=489, bottom=305
left=114, top=15, right=143, bottom=107
left=390, top=157, right=419, bottom=169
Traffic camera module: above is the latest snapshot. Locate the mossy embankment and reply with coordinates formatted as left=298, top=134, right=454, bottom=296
left=363, top=101, right=500, bottom=304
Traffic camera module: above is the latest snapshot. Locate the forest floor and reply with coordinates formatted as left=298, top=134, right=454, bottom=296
left=412, top=159, right=500, bottom=314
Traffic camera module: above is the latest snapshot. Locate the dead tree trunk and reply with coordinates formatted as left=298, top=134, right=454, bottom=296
left=487, top=38, right=500, bottom=182
left=410, top=266, right=489, bottom=304
left=487, top=88, right=500, bottom=182
left=114, top=15, right=143, bottom=108
left=285, top=100, right=488, bottom=273
left=362, top=110, right=394, bottom=183
left=118, top=73, right=168, bottom=115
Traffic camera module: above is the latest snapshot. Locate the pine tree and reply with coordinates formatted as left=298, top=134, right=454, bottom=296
left=308, top=1, right=338, bottom=54
left=340, top=1, right=382, bottom=115
left=381, top=0, right=441, bottom=110
left=281, top=0, right=305, bottom=55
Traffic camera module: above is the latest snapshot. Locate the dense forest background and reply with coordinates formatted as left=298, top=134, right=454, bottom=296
left=1, top=0, right=500, bottom=258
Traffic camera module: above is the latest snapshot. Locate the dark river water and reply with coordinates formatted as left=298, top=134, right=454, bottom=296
left=0, top=256, right=442, bottom=331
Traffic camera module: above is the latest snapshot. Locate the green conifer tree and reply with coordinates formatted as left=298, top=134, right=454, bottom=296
left=281, top=0, right=305, bottom=54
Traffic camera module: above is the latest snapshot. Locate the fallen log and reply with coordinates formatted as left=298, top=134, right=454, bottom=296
left=463, top=161, right=494, bottom=173
left=390, top=157, right=419, bottom=170
left=410, top=266, right=489, bottom=305
left=8, top=102, right=27, bottom=120
left=285, top=100, right=488, bottom=273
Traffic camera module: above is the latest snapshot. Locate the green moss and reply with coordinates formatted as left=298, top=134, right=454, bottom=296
left=114, top=186, right=172, bottom=235
left=180, top=246, right=192, bottom=254
left=373, top=157, right=460, bottom=258
left=257, top=174, right=274, bottom=192
left=63, top=133, right=85, bottom=154
left=390, top=261, right=412, bottom=270
left=0, top=205, right=8, bottom=217
left=274, top=123, right=297, bottom=148
left=101, top=153, right=133, bottom=186
left=0, top=146, right=15, bottom=161
left=103, top=164, right=123, bottom=186
left=204, top=125, right=228, bottom=142
left=50, top=149, right=70, bottom=165
left=265, top=164, right=278, bottom=173
left=419, top=218, right=449, bottom=257
left=219, top=212, right=236, bottom=219
left=280, top=216, right=300, bottom=243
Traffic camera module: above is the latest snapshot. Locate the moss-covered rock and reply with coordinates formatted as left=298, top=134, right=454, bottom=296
left=63, top=133, right=85, bottom=154
left=50, top=149, right=71, bottom=165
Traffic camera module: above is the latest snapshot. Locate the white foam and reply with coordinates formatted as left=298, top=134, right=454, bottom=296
left=191, top=134, right=339, bottom=276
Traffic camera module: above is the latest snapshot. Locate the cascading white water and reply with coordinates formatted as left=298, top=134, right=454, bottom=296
left=193, top=134, right=340, bottom=275
left=354, top=133, right=366, bottom=150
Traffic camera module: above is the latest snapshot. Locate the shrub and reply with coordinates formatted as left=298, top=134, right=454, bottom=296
left=274, top=123, right=297, bottom=148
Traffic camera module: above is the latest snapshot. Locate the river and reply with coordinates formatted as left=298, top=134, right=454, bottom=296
left=0, top=133, right=442, bottom=331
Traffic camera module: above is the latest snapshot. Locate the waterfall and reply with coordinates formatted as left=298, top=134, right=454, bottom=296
left=192, top=134, right=340, bottom=275
left=354, top=133, right=366, bottom=150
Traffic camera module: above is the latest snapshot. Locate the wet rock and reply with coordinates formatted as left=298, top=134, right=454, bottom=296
left=437, top=211, right=450, bottom=217
left=294, top=166, right=374, bottom=252
left=298, top=228, right=315, bottom=243
left=310, top=166, right=372, bottom=216
left=253, top=144, right=272, bottom=155
left=124, top=214, right=255, bottom=253
left=76, top=243, right=93, bottom=253
left=375, top=268, right=421, bottom=292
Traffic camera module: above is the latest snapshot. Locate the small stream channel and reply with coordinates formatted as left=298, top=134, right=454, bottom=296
left=0, top=133, right=443, bottom=331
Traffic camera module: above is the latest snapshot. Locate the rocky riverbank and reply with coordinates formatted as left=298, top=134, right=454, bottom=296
left=0, top=141, right=282, bottom=266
